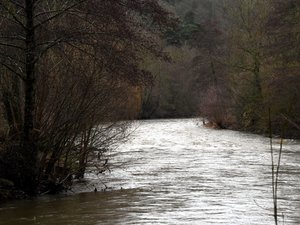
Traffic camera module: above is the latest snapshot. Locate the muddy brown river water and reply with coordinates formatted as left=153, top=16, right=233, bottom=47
left=0, top=119, right=299, bottom=225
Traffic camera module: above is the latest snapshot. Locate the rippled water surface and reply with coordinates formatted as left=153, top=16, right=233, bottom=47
left=1, top=119, right=299, bottom=225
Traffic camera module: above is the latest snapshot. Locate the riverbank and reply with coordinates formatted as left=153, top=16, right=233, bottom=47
left=199, top=116, right=300, bottom=140
left=0, top=179, right=29, bottom=203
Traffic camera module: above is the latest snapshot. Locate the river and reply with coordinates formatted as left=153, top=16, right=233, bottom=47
left=0, top=119, right=299, bottom=225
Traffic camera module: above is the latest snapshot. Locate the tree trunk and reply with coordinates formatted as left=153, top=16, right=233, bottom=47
left=21, top=0, right=38, bottom=195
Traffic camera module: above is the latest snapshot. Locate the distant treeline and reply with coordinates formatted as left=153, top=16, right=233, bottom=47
left=140, top=0, right=300, bottom=138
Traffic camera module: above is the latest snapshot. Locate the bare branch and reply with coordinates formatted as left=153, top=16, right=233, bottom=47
left=0, top=42, right=24, bottom=50
left=0, top=2, right=26, bottom=30
left=0, top=35, right=26, bottom=41
left=33, top=0, right=88, bottom=30
left=0, top=60, right=24, bottom=80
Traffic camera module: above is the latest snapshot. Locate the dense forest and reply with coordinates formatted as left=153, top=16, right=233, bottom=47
left=141, top=0, right=300, bottom=139
left=0, top=0, right=299, bottom=200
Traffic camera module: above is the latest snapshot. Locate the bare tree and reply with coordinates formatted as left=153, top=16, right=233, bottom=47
left=0, top=0, right=175, bottom=195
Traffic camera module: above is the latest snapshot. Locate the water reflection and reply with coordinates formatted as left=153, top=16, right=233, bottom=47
left=0, top=119, right=299, bottom=225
